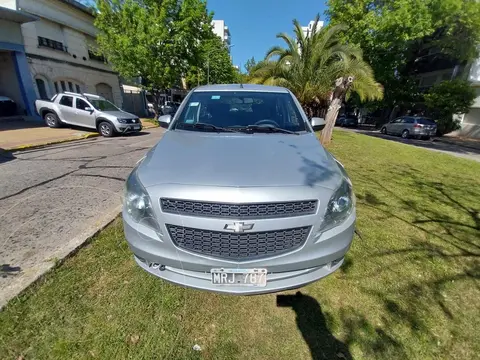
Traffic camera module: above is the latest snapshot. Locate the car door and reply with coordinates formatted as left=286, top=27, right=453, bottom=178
left=57, top=95, right=76, bottom=124
left=385, top=117, right=398, bottom=134
left=74, top=98, right=96, bottom=129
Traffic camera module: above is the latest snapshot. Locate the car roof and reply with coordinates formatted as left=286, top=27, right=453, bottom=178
left=194, top=84, right=290, bottom=93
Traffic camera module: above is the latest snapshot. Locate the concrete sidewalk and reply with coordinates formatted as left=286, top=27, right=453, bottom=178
left=0, top=119, right=158, bottom=151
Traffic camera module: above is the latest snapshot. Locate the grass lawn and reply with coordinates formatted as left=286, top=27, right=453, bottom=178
left=1, top=130, right=479, bottom=360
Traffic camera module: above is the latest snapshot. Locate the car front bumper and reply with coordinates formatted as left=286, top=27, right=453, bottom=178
left=115, top=124, right=143, bottom=133
left=123, top=209, right=355, bottom=295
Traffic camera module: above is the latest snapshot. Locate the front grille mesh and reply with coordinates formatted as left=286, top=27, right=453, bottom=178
left=167, top=225, right=311, bottom=260
left=161, top=199, right=317, bottom=219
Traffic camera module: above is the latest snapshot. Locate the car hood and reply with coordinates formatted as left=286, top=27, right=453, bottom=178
left=101, top=110, right=137, bottom=119
left=138, top=130, right=342, bottom=189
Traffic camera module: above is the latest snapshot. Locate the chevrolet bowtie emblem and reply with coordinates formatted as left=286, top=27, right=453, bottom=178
left=224, top=222, right=254, bottom=233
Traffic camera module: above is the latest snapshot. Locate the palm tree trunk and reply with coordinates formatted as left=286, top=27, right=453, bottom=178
left=320, top=76, right=354, bottom=145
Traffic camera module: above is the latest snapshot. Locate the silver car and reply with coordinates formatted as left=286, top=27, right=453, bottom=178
left=123, top=84, right=356, bottom=295
left=381, top=116, right=437, bottom=139
left=35, top=92, right=142, bottom=137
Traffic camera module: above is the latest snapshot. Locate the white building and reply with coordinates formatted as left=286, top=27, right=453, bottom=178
left=212, top=19, right=231, bottom=52
left=0, top=0, right=122, bottom=112
left=301, top=20, right=324, bottom=39
left=457, top=59, right=480, bottom=138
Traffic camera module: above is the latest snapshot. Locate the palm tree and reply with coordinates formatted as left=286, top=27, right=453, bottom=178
left=250, top=15, right=383, bottom=144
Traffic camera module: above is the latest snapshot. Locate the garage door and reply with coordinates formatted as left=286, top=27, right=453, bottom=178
left=95, top=83, right=113, bottom=103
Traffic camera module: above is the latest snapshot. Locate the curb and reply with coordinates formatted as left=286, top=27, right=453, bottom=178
left=5, top=133, right=100, bottom=152
left=0, top=205, right=122, bottom=309
left=434, top=138, right=480, bottom=152
left=4, top=125, right=159, bottom=152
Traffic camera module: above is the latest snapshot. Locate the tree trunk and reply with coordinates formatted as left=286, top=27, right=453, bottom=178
left=320, top=97, right=342, bottom=145
left=320, top=76, right=354, bottom=145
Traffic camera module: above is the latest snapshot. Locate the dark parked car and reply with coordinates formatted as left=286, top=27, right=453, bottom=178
left=0, top=96, right=17, bottom=116
left=381, top=116, right=437, bottom=140
left=335, top=114, right=358, bottom=128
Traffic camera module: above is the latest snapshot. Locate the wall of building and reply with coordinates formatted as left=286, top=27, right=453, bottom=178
left=18, top=0, right=96, bottom=37
left=0, top=51, right=25, bottom=114
left=0, top=19, right=23, bottom=44
left=0, top=0, right=16, bottom=9
left=28, top=57, right=122, bottom=106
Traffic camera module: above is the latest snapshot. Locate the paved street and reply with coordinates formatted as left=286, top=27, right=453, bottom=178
left=337, top=127, right=480, bottom=163
left=0, top=128, right=165, bottom=307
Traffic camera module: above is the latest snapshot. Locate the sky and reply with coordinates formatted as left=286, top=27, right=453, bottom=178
left=207, top=0, right=328, bottom=72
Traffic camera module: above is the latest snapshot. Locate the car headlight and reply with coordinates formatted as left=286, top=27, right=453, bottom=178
left=117, top=118, right=127, bottom=124
left=321, top=179, right=354, bottom=232
left=124, top=169, right=159, bottom=231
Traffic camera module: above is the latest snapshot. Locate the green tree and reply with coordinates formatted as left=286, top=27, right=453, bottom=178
left=95, top=0, right=212, bottom=112
left=244, top=57, right=257, bottom=74
left=326, top=0, right=480, bottom=117
left=185, top=35, right=237, bottom=88
left=250, top=16, right=382, bottom=145
left=424, top=80, right=476, bottom=135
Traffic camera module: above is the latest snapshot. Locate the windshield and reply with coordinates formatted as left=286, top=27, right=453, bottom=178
left=173, top=91, right=307, bottom=132
left=89, top=99, right=119, bottom=111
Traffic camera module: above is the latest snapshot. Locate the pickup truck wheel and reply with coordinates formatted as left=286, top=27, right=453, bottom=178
left=44, top=112, right=61, bottom=128
left=98, top=121, right=114, bottom=137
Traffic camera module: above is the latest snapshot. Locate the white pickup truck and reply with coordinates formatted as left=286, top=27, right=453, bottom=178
left=35, top=92, right=142, bottom=137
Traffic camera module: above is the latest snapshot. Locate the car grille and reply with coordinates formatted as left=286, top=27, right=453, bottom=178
left=167, top=225, right=311, bottom=260
left=160, top=199, right=317, bottom=219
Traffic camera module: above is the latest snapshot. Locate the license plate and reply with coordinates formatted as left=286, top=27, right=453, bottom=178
left=133, top=125, right=141, bottom=130
left=211, top=268, right=267, bottom=287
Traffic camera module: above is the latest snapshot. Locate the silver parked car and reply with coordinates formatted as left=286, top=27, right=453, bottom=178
left=381, top=116, right=437, bottom=139
left=35, top=92, right=142, bottom=137
left=123, top=84, right=356, bottom=295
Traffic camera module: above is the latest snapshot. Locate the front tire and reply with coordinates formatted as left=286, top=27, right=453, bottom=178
left=401, top=129, right=410, bottom=139
left=98, top=121, right=114, bottom=137
left=44, top=112, right=61, bottom=128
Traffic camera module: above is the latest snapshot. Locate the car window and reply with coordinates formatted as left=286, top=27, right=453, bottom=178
left=173, top=91, right=307, bottom=132
left=416, top=118, right=436, bottom=125
left=88, top=99, right=119, bottom=111
left=59, top=95, right=73, bottom=107
left=392, top=118, right=402, bottom=123
left=404, top=117, right=414, bottom=124
left=76, top=98, right=90, bottom=111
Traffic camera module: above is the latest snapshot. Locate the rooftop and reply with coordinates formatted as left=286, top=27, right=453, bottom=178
left=194, top=84, right=289, bottom=93
left=0, top=5, right=38, bottom=23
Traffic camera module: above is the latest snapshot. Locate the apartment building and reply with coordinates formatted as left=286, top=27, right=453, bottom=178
left=0, top=0, right=122, bottom=113
left=301, top=19, right=324, bottom=39
left=212, top=19, right=231, bottom=52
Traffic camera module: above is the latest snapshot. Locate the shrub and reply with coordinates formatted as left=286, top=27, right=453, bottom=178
left=424, top=80, right=476, bottom=135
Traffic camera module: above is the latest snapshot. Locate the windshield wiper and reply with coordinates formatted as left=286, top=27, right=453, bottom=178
left=233, top=125, right=299, bottom=135
left=177, top=122, right=239, bottom=133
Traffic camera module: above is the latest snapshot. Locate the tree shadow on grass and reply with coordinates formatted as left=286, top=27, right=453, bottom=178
left=352, top=165, right=480, bottom=352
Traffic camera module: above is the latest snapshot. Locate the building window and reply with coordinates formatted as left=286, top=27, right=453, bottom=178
left=35, top=78, right=49, bottom=100
left=88, top=50, right=106, bottom=63
left=38, top=36, right=67, bottom=52
left=54, top=80, right=83, bottom=94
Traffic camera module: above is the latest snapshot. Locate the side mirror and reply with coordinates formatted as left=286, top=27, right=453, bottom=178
left=84, top=107, right=94, bottom=112
left=158, top=114, right=172, bottom=128
left=311, top=117, right=326, bottom=131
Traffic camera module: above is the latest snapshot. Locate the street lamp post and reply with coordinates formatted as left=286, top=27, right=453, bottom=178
left=207, top=44, right=234, bottom=85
